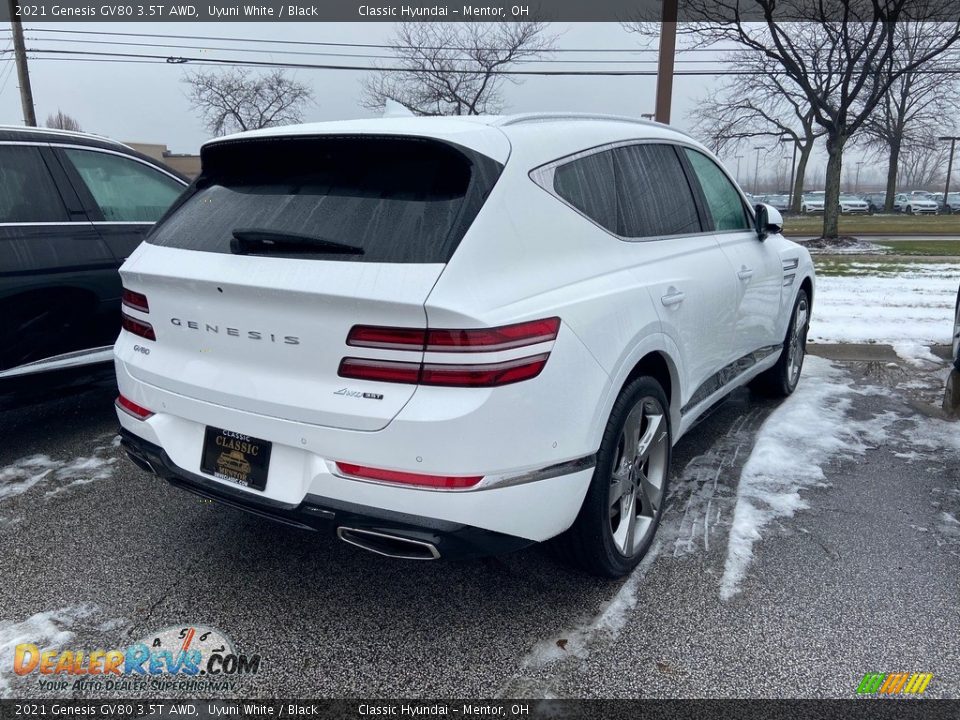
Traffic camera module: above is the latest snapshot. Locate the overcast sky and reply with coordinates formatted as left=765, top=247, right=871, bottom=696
left=1, top=21, right=865, bottom=189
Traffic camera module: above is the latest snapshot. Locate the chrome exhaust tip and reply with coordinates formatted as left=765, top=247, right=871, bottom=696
left=337, top=527, right=440, bottom=561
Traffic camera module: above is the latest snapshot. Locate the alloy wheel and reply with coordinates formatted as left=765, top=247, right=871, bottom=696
left=608, top=396, right=669, bottom=558
left=787, top=296, right=809, bottom=388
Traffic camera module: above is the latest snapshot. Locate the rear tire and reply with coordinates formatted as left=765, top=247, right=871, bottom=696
left=953, top=289, right=960, bottom=372
left=750, top=289, right=810, bottom=398
left=558, top=376, right=671, bottom=578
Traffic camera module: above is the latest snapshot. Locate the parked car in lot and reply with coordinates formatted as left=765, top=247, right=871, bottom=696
left=761, top=194, right=791, bottom=213
left=894, top=192, right=939, bottom=214
left=943, top=192, right=960, bottom=214
left=800, top=191, right=825, bottom=214
left=909, top=190, right=945, bottom=212
left=0, top=126, right=188, bottom=390
left=114, top=113, right=815, bottom=577
left=861, top=192, right=887, bottom=214
left=838, top=194, right=870, bottom=214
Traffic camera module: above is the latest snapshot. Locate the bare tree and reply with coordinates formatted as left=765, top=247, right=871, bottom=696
left=688, top=51, right=824, bottom=212
left=857, top=23, right=960, bottom=210
left=898, top=136, right=950, bottom=188
left=183, top=68, right=313, bottom=136
left=362, top=22, right=555, bottom=116
left=45, top=110, right=82, bottom=132
left=630, top=3, right=960, bottom=239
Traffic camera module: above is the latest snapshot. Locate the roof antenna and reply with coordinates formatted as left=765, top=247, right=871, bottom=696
left=383, top=99, right=415, bottom=118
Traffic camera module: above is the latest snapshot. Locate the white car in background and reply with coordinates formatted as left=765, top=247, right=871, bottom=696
left=114, top=114, right=815, bottom=577
left=801, top=192, right=825, bottom=214
left=838, top=194, right=869, bottom=214
left=895, top=193, right=939, bottom=214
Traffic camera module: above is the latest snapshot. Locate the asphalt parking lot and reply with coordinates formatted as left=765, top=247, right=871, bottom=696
left=0, top=353, right=958, bottom=700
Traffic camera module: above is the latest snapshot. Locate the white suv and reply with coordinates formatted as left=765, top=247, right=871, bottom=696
left=114, top=114, right=815, bottom=577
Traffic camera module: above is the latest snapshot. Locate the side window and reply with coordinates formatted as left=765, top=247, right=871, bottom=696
left=62, top=148, right=183, bottom=222
left=0, top=146, right=69, bottom=223
left=682, top=149, right=750, bottom=231
left=553, top=150, right=618, bottom=233
left=613, top=144, right=701, bottom=238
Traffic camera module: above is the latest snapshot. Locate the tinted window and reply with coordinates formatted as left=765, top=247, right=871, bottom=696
left=614, top=144, right=701, bottom=238
left=63, top=148, right=183, bottom=222
left=682, top=149, right=750, bottom=231
left=0, top=146, right=68, bottom=223
left=553, top=150, right=618, bottom=233
left=149, top=136, right=501, bottom=264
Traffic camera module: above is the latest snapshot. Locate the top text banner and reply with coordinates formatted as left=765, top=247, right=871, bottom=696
left=3, top=0, right=954, bottom=22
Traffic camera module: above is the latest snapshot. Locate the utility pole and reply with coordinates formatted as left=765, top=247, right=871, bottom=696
left=939, top=136, right=960, bottom=208
left=7, top=0, right=36, bottom=126
left=654, top=0, right=677, bottom=124
left=735, top=155, right=743, bottom=182
left=753, top=145, right=763, bottom=194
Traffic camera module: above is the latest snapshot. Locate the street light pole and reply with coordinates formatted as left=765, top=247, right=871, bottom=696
left=735, top=155, right=743, bottom=181
left=780, top=133, right=799, bottom=208
left=939, top=136, right=960, bottom=209
left=855, top=161, right=865, bottom=194
left=753, top=145, right=763, bottom=194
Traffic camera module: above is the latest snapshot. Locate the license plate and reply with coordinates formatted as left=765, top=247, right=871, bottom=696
left=200, top=426, right=272, bottom=491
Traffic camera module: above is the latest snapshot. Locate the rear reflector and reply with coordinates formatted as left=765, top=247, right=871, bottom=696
left=115, top=394, right=154, bottom=420
left=121, top=288, right=150, bottom=313
left=121, top=312, right=156, bottom=341
left=335, top=462, right=482, bottom=489
left=347, top=317, right=560, bottom=353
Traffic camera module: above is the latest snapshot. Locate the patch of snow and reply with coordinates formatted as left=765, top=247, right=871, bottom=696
left=0, top=605, right=98, bottom=698
left=809, top=263, right=957, bottom=345
left=720, top=357, right=900, bottom=600
left=0, top=447, right=117, bottom=503
left=892, top=342, right=944, bottom=368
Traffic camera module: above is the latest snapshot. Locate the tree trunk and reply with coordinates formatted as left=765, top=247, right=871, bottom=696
left=822, top=132, right=846, bottom=239
left=791, top=144, right=812, bottom=214
left=884, top=137, right=902, bottom=212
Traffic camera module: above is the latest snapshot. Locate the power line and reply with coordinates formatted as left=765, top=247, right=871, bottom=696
left=27, top=27, right=741, bottom=55
left=23, top=36, right=736, bottom=65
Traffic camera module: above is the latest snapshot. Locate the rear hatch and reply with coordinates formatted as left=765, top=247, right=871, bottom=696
left=121, top=134, right=503, bottom=431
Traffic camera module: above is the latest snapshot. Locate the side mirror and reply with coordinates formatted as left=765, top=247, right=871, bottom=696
left=754, top=203, right=783, bottom=241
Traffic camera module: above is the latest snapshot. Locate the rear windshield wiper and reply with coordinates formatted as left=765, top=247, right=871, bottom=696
left=230, top=228, right=364, bottom=256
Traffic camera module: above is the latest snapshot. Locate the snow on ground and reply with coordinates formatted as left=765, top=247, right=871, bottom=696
left=719, top=357, right=899, bottom=600
left=0, top=605, right=99, bottom=698
left=0, top=437, right=118, bottom=502
left=809, top=263, right=957, bottom=352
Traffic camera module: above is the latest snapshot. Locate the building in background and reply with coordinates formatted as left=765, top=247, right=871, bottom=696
left=126, top=142, right=201, bottom=178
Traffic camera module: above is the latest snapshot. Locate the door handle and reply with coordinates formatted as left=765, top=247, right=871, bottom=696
left=661, top=289, right=686, bottom=307
left=737, top=267, right=755, bottom=281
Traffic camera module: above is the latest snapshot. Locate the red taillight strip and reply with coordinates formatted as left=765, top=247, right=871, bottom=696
left=420, top=353, right=550, bottom=387
left=335, top=462, right=483, bottom=489
left=121, top=288, right=149, bottom=313
left=115, top=394, right=154, bottom=420
left=338, top=353, right=550, bottom=388
left=121, top=312, right=156, bottom=341
left=338, top=358, right=421, bottom=384
left=425, top=317, right=561, bottom=352
left=346, top=317, right=561, bottom=353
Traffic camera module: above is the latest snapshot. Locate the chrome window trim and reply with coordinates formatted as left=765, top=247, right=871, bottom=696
left=0, top=221, right=153, bottom=227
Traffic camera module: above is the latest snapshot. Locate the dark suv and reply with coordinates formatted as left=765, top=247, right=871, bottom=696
left=0, top=126, right=187, bottom=389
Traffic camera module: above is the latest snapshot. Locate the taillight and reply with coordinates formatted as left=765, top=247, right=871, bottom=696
left=121, top=288, right=149, bottom=313
left=347, top=317, right=560, bottom=352
left=121, top=312, right=156, bottom=341
left=340, top=318, right=560, bottom=388
left=335, top=462, right=482, bottom=489
left=115, top=394, right=154, bottom=420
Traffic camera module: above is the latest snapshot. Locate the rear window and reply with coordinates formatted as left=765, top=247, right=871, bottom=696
left=148, top=136, right=502, bottom=263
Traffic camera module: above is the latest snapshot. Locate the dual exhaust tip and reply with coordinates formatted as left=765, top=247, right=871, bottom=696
left=337, top=526, right=440, bottom=561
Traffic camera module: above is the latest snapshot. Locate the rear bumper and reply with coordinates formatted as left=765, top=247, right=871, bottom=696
left=120, top=428, right=535, bottom=560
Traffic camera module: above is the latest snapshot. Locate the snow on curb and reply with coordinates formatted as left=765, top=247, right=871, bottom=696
left=719, top=357, right=898, bottom=600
